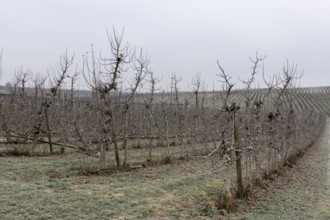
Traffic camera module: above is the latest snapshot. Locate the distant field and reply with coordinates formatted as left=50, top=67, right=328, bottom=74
left=144, top=86, right=330, bottom=116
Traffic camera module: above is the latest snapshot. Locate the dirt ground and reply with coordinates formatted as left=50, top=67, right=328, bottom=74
left=230, top=120, right=330, bottom=220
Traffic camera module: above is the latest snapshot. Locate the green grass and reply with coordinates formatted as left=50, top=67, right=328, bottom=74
left=0, top=152, right=224, bottom=219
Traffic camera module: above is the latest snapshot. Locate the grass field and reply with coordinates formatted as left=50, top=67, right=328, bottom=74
left=0, top=152, right=225, bottom=219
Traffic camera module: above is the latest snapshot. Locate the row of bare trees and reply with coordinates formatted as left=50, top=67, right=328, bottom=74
left=214, top=56, right=325, bottom=206
left=0, top=32, right=326, bottom=207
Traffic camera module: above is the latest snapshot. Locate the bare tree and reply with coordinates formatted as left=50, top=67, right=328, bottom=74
left=43, top=51, right=74, bottom=154
left=172, top=74, right=187, bottom=158
left=239, top=53, right=266, bottom=185
left=121, top=49, right=149, bottom=167
left=191, top=75, right=202, bottom=154
left=82, top=28, right=150, bottom=169
left=14, top=67, right=32, bottom=100
left=216, top=60, right=243, bottom=202
left=145, top=69, right=159, bottom=161
left=67, top=69, right=79, bottom=106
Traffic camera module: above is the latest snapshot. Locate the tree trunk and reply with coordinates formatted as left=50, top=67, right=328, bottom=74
left=165, top=114, right=171, bottom=158
left=44, top=106, right=53, bottom=154
left=103, top=97, right=121, bottom=169
left=147, top=108, right=153, bottom=161
left=110, top=113, right=120, bottom=168
left=99, top=142, right=107, bottom=170
left=123, top=111, right=129, bottom=167
left=234, top=111, right=244, bottom=198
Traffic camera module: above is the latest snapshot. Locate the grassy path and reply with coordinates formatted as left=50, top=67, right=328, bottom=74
left=313, top=121, right=330, bottom=219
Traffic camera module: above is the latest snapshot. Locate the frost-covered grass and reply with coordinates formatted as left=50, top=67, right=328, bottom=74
left=0, top=152, right=224, bottom=219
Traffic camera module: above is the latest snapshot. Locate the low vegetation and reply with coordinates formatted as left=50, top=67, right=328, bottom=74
left=0, top=150, right=225, bottom=219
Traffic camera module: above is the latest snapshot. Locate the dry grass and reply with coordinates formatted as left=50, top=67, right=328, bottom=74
left=0, top=151, right=224, bottom=219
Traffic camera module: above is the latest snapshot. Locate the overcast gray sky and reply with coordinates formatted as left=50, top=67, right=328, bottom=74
left=1, top=0, right=330, bottom=90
